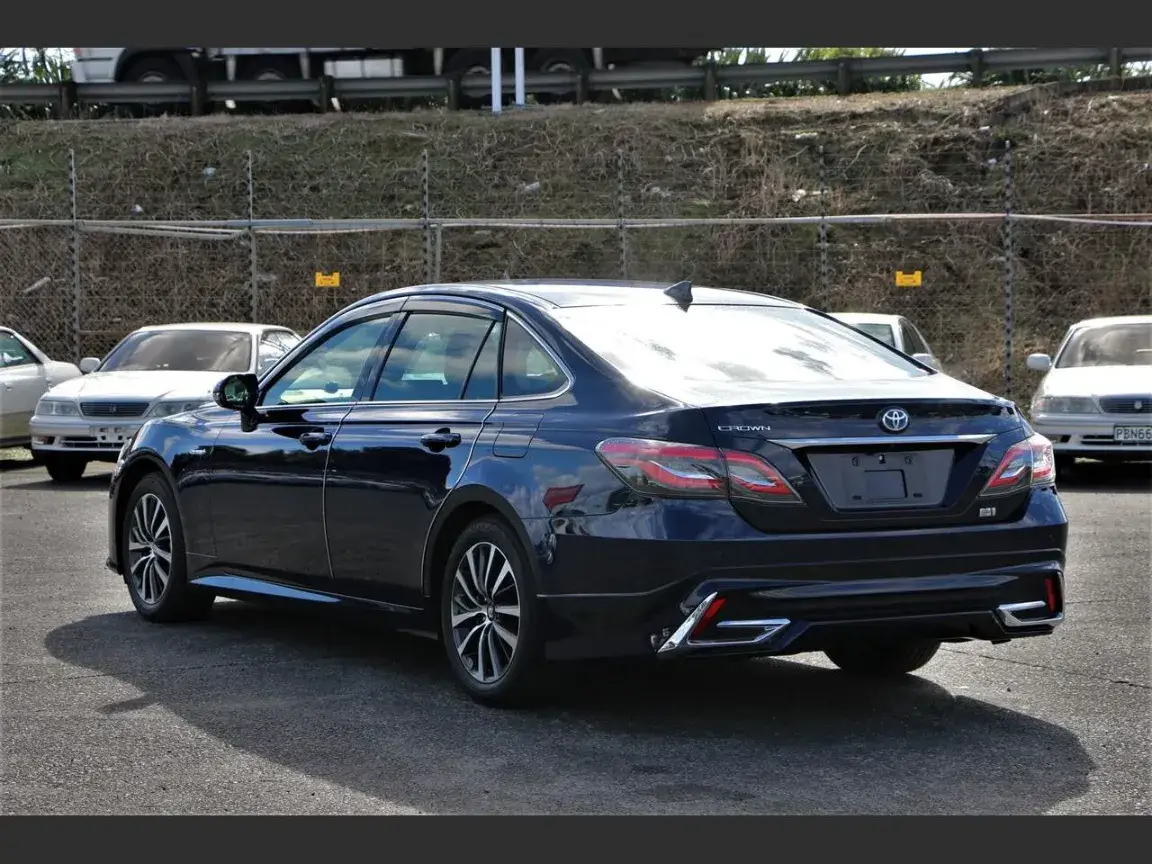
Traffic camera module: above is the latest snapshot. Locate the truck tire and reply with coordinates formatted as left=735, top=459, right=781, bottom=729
left=119, top=54, right=190, bottom=117
left=531, top=49, right=590, bottom=104
left=444, top=49, right=496, bottom=110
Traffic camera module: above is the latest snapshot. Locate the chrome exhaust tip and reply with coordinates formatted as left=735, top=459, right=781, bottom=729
left=656, top=592, right=791, bottom=655
left=996, top=600, right=1064, bottom=629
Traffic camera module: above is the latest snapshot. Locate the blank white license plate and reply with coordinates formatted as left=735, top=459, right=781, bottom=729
left=1113, top=425, right=1152, bottom=443
left=94, top=426, right=130, bottom=443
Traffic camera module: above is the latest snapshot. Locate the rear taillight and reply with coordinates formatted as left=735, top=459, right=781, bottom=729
left=980, top=433, right=1056, bottom=497
left=595, top=437, right=802, bottom=504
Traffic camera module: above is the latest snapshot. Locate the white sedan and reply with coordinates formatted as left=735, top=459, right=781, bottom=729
left=828, top=312, right=943, bottom=370
left=30, top=322, right=300, bottom=482
left=1026, top=314, right=1152, bottom=472
left=0, top=327, right=82, bottom=451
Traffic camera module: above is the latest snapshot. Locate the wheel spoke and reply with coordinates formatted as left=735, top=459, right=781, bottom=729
left=152, top=545, right=171, bottom=564
left=492, top=621, right=518, bottom=652
left=494, top=604, right=520, bottom=618
left=451, top=608, right=485, bottom=627
left=486, top=626, right=504, bottom=679
left=454, top=566, right=482, bottom=609
left=489, top=559, right=513, bottom=599
left=476, top=623, right=489, bottom=681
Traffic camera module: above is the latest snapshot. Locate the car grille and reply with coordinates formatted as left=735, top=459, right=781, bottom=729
left=1098, top=395, right=1152, bottom=414
left=79, top=401, right=150, bottom=418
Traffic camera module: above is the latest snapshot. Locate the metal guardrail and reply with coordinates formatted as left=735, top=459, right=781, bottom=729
left=1, top=47, right=1151, bottom=113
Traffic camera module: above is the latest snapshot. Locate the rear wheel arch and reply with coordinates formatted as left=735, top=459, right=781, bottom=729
left=422, top=486, right=539, bottom=608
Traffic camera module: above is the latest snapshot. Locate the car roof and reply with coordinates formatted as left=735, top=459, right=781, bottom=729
left=130, top=322, right=295, bottom=335
left=351, top=279, right=802, bottom=312
left=1068, top=314, right=1152, bottom=330
left=828, top=312, right=901, bottom=325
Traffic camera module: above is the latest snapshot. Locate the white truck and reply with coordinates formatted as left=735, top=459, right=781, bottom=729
left=70, top=46, right=712, bottom=107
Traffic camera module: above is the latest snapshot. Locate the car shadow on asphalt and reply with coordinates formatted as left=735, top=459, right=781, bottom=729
left=43, top=602, right=1095, bottom=814
left=1059, top=460, right=1152, bottom=494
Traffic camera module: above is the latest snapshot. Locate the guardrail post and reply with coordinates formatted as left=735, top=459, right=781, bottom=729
left=1109, top=47, right=1123, bottom=79
left=189, top=55, right=208, bottom=116
left=58, top=81, right=77, bottom=120
left=317, top=75, right=334, bottom=112
left=970, top=49, right=986, bottom=87
left=68, top=149, right=82, bottom=363
left=576, top=69, right=589, bottom=105
left=836, top=61, right=851, bottom=95
left=703, top=62, right=718, bottom=101
left=447, top=76, right=461, bottom=111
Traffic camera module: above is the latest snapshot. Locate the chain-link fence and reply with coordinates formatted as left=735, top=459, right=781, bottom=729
left=1, top=99, right=1150, bottom=405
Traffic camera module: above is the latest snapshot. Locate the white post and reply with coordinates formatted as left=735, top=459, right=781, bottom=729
left=514, top=47, right=526, bottom=107
left=490, top=47, right=502, bottom=115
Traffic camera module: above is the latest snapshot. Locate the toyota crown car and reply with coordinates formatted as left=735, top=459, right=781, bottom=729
left=31, top=322, right=300, bottom=482
left=1026, top=314, right=1152, bottom=473
left=0, top=326, right=82, bottom=452
left=107, top=280, right=1068, bottom=706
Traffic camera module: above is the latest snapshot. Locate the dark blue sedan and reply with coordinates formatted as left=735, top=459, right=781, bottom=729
left=107, top=280, right=1069, bottom=705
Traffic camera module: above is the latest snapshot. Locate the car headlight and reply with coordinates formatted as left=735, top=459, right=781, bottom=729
left=1032, top=396, right=1099, bottom=415
left=36, top=399, right=79, bottom=416
left=148, top=400, right=208, bottom=418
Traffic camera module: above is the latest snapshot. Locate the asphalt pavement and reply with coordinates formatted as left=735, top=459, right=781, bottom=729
left=1, top=451, right=1148, bottom=814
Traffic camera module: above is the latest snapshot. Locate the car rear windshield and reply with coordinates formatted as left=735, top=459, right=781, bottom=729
left=100, top=330, right=252, bottom=372
left=1055, top=321, right=1152, bottom=368
left=550, top=303, right=929, bottom=394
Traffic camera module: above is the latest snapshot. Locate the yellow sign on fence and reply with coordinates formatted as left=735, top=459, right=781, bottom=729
left=315, top=271, right=341, bottom=288
left=894, top=270, right=922, bottom=287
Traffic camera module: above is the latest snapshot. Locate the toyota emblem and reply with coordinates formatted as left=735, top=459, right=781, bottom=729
left=879, top=407, right=910, bottom=433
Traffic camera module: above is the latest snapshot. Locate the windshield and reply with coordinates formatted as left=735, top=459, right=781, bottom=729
left=550, top=304, right=929, bottom=396
left=846, top=321, right=897, bottom=347
left=100, top=330, right=253, bottom=373
left=1055, top=321, right=1152, bottom=368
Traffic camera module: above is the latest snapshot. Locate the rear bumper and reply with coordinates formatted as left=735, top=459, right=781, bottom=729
left=536, top=489, right=1068, bottom=661
left=1031, top=414, right=1152, bottom=459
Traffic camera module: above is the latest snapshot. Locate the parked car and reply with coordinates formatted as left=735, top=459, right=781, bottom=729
left=31, top=322, right=300, bottom=482
left=1026, top=314, right=1152, bottom=474
left=828, top=312, right=942, bottom=370
left=0, top=326, right=82, bottom=452
left=107, top=280, right=1067, bottom=706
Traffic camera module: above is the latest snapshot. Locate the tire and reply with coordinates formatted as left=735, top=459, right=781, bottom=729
left=444, top=49, right=496, bottom=110
left=236, top=56, right=311, bottom=114
left=439, top=516, right=543, bottom=706
left=42, top=455, right=87, bottom=482
left=119, top=55, right=190, bottom=117
left=531, top=49, right=589, bottom=104
left=121, top=473, right=214, bottom=623
left=824, top=638, right=941, bottom=677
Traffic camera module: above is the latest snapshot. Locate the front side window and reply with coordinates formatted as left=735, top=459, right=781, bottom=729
left=100, top=329, right=252, bottom=373
left=262, top=316, right=392, bottom=406
left=0, top=333, right=35, bottom=368
left=372, top=312, right=494, bottom=402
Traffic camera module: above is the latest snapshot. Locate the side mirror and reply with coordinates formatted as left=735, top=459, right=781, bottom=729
left=1026, top=353, right=1052, bottom=372
left=79, top=357, right=100, bottom=374
left=213, top=373, right=259, bottom=413
left=912, top=352, right=939, bottom=370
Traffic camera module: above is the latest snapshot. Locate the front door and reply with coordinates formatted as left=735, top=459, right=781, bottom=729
left=0, top=331, right=47, bottom=443
left=325, top=301, right=502, bottom=607
left=207, top=310, right=398, bottom=590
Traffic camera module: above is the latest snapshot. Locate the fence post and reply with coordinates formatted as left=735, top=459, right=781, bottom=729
left=68, top=149, right=82, bottom=363
left=617, top=150, right=628, bottom=279
left=421, top=149, right=433, bottom=283
left=818, top=141, right=829, bottom=295
left=1002, top=138, right=1015, bottom=398
left=247, top=150, right=258, bottom=322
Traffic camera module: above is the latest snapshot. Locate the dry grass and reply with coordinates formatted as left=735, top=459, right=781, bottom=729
left=1, top=85, right=1151, bottom=401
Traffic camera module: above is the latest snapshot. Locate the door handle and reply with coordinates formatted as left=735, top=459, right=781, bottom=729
left=298, top=430, right=332, bottom=449
left=420, top=429, right=462, bottom=450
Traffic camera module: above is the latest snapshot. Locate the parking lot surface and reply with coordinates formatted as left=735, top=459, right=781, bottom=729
left=1, top=452, right=1148, bottom=815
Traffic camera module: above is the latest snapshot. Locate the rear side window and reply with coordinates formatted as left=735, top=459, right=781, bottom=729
left=501, top=318, right=567, bottom=398
left=373, top=312, right=493, bottom=402
left=549, top=304, right=929, bottom=399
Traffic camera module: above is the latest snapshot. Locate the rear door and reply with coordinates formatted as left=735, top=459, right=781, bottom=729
left=324, top=297, right=501, bottom=607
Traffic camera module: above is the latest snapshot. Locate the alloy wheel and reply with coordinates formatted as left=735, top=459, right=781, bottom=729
left=127, top=493, right=172, bottom=606
left=450, top=541, right=521, bottom=683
